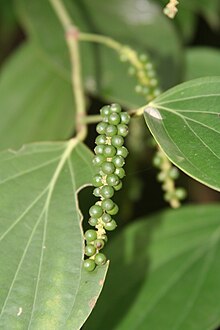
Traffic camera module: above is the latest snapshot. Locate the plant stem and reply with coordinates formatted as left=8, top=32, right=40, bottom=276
left=79, top=33, right=121, bottom=52
left=49, top=0, right=87, bottom=140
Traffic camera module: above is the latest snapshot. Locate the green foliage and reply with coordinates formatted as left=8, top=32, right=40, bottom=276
left=86, top=205, right=220, bottom=330
left=144, top=77, right=220, bottom=191
left=0, top=142, right=108, bottom=328
left=0, top=0, right=219, bottom=329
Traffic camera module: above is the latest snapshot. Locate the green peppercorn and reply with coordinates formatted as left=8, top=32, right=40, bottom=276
left=104, top=220, right=117, bottom=231
left=94, top=239, right=105, bottom=250
left=106, top=174, right=120, bottom=186
left=169, top=167, right=179, bottom=180
left=117, top=124, right=128, bottom=137
left=92, top=154, right=105, bottom=167
left=103, top=145, right=117, bottom=158
left=108, top=113, right=121, bottom=125
left=114, top=181, right=123, bottom=191
left=153, top=154, right=163, bottom=168
left=85, top=244, right=96, bottom=257
left=100, top=105, right=111, bottom=117
left=110, top=103, right=121, bottom=113
left=102, top=213, right=112, bottom=223
left=93, top=187, right=101, bottom=197
left=89, top=205, right=103, bottom=218
left=100, top=185, right=114, bottom=199
left=85, top=229, right=97, bottom=242
left=101, top=198, right=115, bottom=211
left=95, top=253, right=107, bottom=265
left=83, top=259, right=96, bottom=272
left=175, top=188, right=186, bottom=200
left=94, top=145, right=105, bottom=155
left=111, top=135, right=124, bottom=147
left=101, top=234, right=108, bottom=242
left=112, top=155, right=125, bottom=168
left=107, top=204, right=119, bottom=215
left=116, top=146, right=129, bottom=158
left=93, top=174, right=103, bottom=187
left=96, top=122, right=108, bottom=135
left=88, top=217, right=98, bottom=226
left=120, top=112, right=130, bottom=124
left=101, top=161, right=115, bottom=175
left=95, top=135, right=107, bottom=145
left=105, top=124, right=118, bottom=137
left=115, top=167, right=126, bottom=179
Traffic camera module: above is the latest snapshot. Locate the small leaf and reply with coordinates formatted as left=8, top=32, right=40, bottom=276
left=86, top=204, right=220, bottom=330
left=0, top=42, right=75, bottom=150
left=144, top=77, right=220, bottom=191
left=0, top=141, right=108, bottom=329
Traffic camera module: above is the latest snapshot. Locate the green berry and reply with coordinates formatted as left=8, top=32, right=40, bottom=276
left=96, top=122, right=108, bottom=135
left=100, top=185, right=114, bottom=199
left=117, top=124, right=128, bottom=137
left=83, top=259, right=96, bottom=272
left=92, top=154, right=105, bottom=167
left=85, top=229, right=97, bottom=242
left=139, top=53, right=148, bottom=62
left=157, top=172, right=167, bottom=182
left=113, top=155, right=125, bottom=168
left=88, top=217, right=98, bottom=226
left=93, top=187, right=101, bottom=197
left=110, top=103, right=121, bottom=113
left=101, top=198, right=114, bottom=211
left=85, top=244, right=96, bottom=257
left=95, top=253, right=107, bottom=265
left=94, top=239, right=105, bottom=250
left=95, top=135, right=107, bottom=145
left=116, top=146, right=129, bottom=158
left=120, top=112, right=130, bottom=124
left=102, top=213, right=112, bottom=223
left=104, top=220, right=117, bottom=231
left=135, top=85, right=143, bottom=94
left=93, top=174, right=103, bottom=187
left=106, top=174, right=120, bottom=186
left=111, top=135, right=124, bottom=147
left=175, top=188, right=186, bottom=200
left=169, top=167, right=179, bottom=180
left=153, top=154, right=163, bottom=168
left=101, top=234, right=108, bottom=242
left=94, top=145, right=105, bottom=155
left=115, top=167, right=126, bottom=179
left=128, top=66, right=136, bottom=75
left=101, top=161, right=115, bottom=175
left=107, top=204, right=119, bottom=215
left=114, top=181, right=123, bottom=191
left=105, top=124, right=118, bottom=137
left=89, top=205, right=103, bottom=218
left=100, top=105, right=111, bottom=117
left=103, top=145, right=117, bottom=158
left=108, top=113, right=121, bottom=125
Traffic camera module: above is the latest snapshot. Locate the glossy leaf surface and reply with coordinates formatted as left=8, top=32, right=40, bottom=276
left=0, top=141, right=108, bottom=329
left=86, top=205, right=220, bottom=330
left=144, top=77, right=220, bottom=191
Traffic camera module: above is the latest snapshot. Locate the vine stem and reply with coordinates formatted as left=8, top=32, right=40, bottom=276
left=49, top=0, right=87, bottom=140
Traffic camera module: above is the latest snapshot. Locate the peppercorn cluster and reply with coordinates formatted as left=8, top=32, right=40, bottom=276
left=120, top=50, right=160, bottom=102
left=153, top=148, right=186, bottom=208
left=83, top=103, right=130, bottom=272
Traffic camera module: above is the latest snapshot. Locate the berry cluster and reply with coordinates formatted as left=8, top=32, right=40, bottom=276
left=83, top=103, right=130, bottom=272
left=153, top=148, right=186, bottom=208
left=120, top=48, right=160, bottom=102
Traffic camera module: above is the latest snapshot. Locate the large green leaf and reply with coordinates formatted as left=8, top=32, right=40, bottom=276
left=15, top=0, right=182, bottom=107
left=144, top=77, right=220, bottom=191
left=185, top=48, right=220, bottom=81
left=86, top=204, right=220, bottom=330
left=0, top=42, right=75, bottom=150
left=0, top=140, right=108, bottom=329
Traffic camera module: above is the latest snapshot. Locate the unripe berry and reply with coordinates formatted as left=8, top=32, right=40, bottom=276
left=83, top=259, right=96, bottom=272
left=85, top=244, right=96, bottom=257
left=107, top=204, right=119, bottom=215
left=103, top=145, right=116, bottom=158
left=100, top=185, right=114, bottom=199
left=95, top=135, right=107, bottom=145
left=94, top=239, right=105, bottom=250
left=120, top=112, right=130, bottom=124
left=115, top=167, right=126, bottom=179
left=93, top=174, right=103, bottom=187
left=104, top=220, right=117, bottom=231
left=101, top=198, right=114, bottom=211
left=93, top=154, right=105, bottom=167
left=102, top=213, right=112, bottom=223
left=110, top=103, right=121, bottom=113
left=108, top=113, right=121, bottom=125
left=117, top=124, right=128, bottom=137
left=114, top=181, right=123, bottom=191
left=96, top=122, right=108, bottom=135
left=106, top=174, right=120, bottom=186
left=100, top=105, right=111, bottom=117
left=101, top=161, right=115, bottom=175
left=88, top=217, right=98, bottom=226
left=95, top=253, right=107, bottom=265
left=112, top=155, right=125, bottom=168
left=111, top=135, right=124, bottom=147
left=89, top=205, right=103, bottom=218
left=116, top=146, right=129, bottom=158
left=94, top=144, right=105, bottom=155
left=85, top=229, right=97, bottom=242
left=105, top=124, right=118, bottom=137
